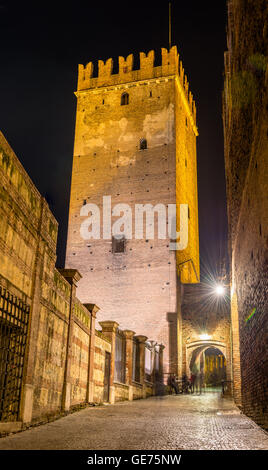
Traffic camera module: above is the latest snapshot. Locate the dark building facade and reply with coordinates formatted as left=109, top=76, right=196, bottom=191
left=223, top=0, right=268, bottom=428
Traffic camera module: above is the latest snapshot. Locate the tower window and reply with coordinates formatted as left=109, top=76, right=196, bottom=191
left=112, top=235, right=126, bottom=253
left=140, top=138, right=147, bottom=150
left=121, top=92, right=129, bottom=106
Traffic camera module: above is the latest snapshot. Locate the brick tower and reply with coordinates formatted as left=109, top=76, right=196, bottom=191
left=65, top=46, right=199, bottom=375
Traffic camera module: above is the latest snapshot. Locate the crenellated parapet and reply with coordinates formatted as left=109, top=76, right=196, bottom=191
left=77, top=46, right=196, bottom=123
left=98, top=58, right=113, bottom=86
left=139, top=50, right=155, bottom=79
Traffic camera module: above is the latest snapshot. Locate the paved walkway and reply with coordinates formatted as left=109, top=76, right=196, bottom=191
left=0, top=391, right=267, bottom=450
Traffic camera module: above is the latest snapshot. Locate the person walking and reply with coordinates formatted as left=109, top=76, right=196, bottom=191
left=190, top=372, right=196, bottom=393
left=199, top=370, right=204, bottom=394
left=182, top=373, right=189, bottom=393
left=196, top=370, right=204, bottom=394
left=195, top=371, right=201, bottom=394
left=170, top=374, right=179, bottom=394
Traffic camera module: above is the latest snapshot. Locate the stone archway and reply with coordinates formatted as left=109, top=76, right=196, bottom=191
left=185, top=340, right=232, bottom=393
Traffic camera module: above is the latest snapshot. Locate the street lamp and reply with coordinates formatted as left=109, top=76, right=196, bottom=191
left=215, top=284, right=225, bottom=296
left=199, top=334, right=212, bottom=340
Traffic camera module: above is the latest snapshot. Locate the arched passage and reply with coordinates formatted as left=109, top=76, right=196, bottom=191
left=204, top=347, right=226, bottom=387
left=185, top=340, right=232, bottom=394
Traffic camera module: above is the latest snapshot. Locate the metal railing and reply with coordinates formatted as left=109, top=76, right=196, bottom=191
left=0, top=286, right=30, bottom=421
left=114, top=331, right=125, bottom=384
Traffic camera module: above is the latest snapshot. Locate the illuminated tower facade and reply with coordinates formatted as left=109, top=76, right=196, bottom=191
left=66, top=46, right=199, bottom=374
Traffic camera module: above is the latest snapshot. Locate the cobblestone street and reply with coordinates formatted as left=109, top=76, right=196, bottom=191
left=0, top=390, right=267, bottom=450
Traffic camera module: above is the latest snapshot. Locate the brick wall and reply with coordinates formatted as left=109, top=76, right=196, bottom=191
left=65, top=47, right=200, bottom=375
left=0, top=130, right=162, bottom=428
left=0, top=131, right=70, bottom=420
left=223, top=0, right=268, bottom=428
left=70, top=301, right=91, bottom=406
left=0, top=132, right=162, bottom=429
left=93, top=330, right=111, bottom=403
left=181, top=284, right=231, bottom=386
left=0, top=134, right=93, bottom=422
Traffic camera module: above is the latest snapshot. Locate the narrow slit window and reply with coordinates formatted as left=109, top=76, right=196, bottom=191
left=112, top=235, right=126, bottom=253
left=121, top=92, right=129, bottom=106
left=140, top=138, right=147, bottom=150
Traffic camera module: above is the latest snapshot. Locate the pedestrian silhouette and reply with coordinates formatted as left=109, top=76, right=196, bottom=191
left=190, top=372, right=196, bottom=393
left=169, top=374, right=179, bottom=394
left=182, top=373, right=190, bottom=393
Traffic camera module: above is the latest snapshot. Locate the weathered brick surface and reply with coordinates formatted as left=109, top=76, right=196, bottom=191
left=0, top=131, right=163, bottom=424
left=114, top=383, right=129, bottom=402
left=65, top=47, right=200, bottom=374
left=223, top=0, right=268, bottom=428
left=132, top=382, right=143, bottom=400
left=0, top=131, right=69, bottom=419
left=0, top=133, right=92, bottom=420
left=93, top=330, right=111, bottom=403
left=70, top=320, right=89, bottom=405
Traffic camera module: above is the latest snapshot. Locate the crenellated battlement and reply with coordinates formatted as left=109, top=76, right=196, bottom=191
left=77, top=46, right=196, bottom=123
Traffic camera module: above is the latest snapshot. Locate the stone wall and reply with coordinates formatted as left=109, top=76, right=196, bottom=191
left=0, top=132, right=162, bottom=431
left=69, top=300, right=91, bottom=406
left=93, top=330, right=112, bottom=403
left=223, top=0, right=268, bottom=428
left=132, top=382, right=143, bottom=400
left=0, top=131, right=71, bottom=421
left=114, top=383, right=129, bottom=402
left=96, top=323, right=164, bottom=404
left=32, top=271, right=69, bottom=419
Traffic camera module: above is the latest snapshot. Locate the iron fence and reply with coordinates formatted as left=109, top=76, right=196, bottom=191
left=145, top=344, right=154, bottom=382
left=114, top=331, right=125, bottom=384
left=0, top=286, right=30, bottom=421
left=132, top=339, right=140, bottom=383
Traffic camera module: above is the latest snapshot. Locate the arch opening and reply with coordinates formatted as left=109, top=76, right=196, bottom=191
left=203, top=347, right=226, bottom=387
left=188, top=344, right=227, bottom=391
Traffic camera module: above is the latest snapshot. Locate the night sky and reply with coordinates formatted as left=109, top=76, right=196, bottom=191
left=0, top=0, right=228, bottom=280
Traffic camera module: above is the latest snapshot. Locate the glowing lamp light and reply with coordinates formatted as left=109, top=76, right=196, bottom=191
left=199, top=334, right=212, bottom=341
left=215, top=285, right=225, bottom=296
